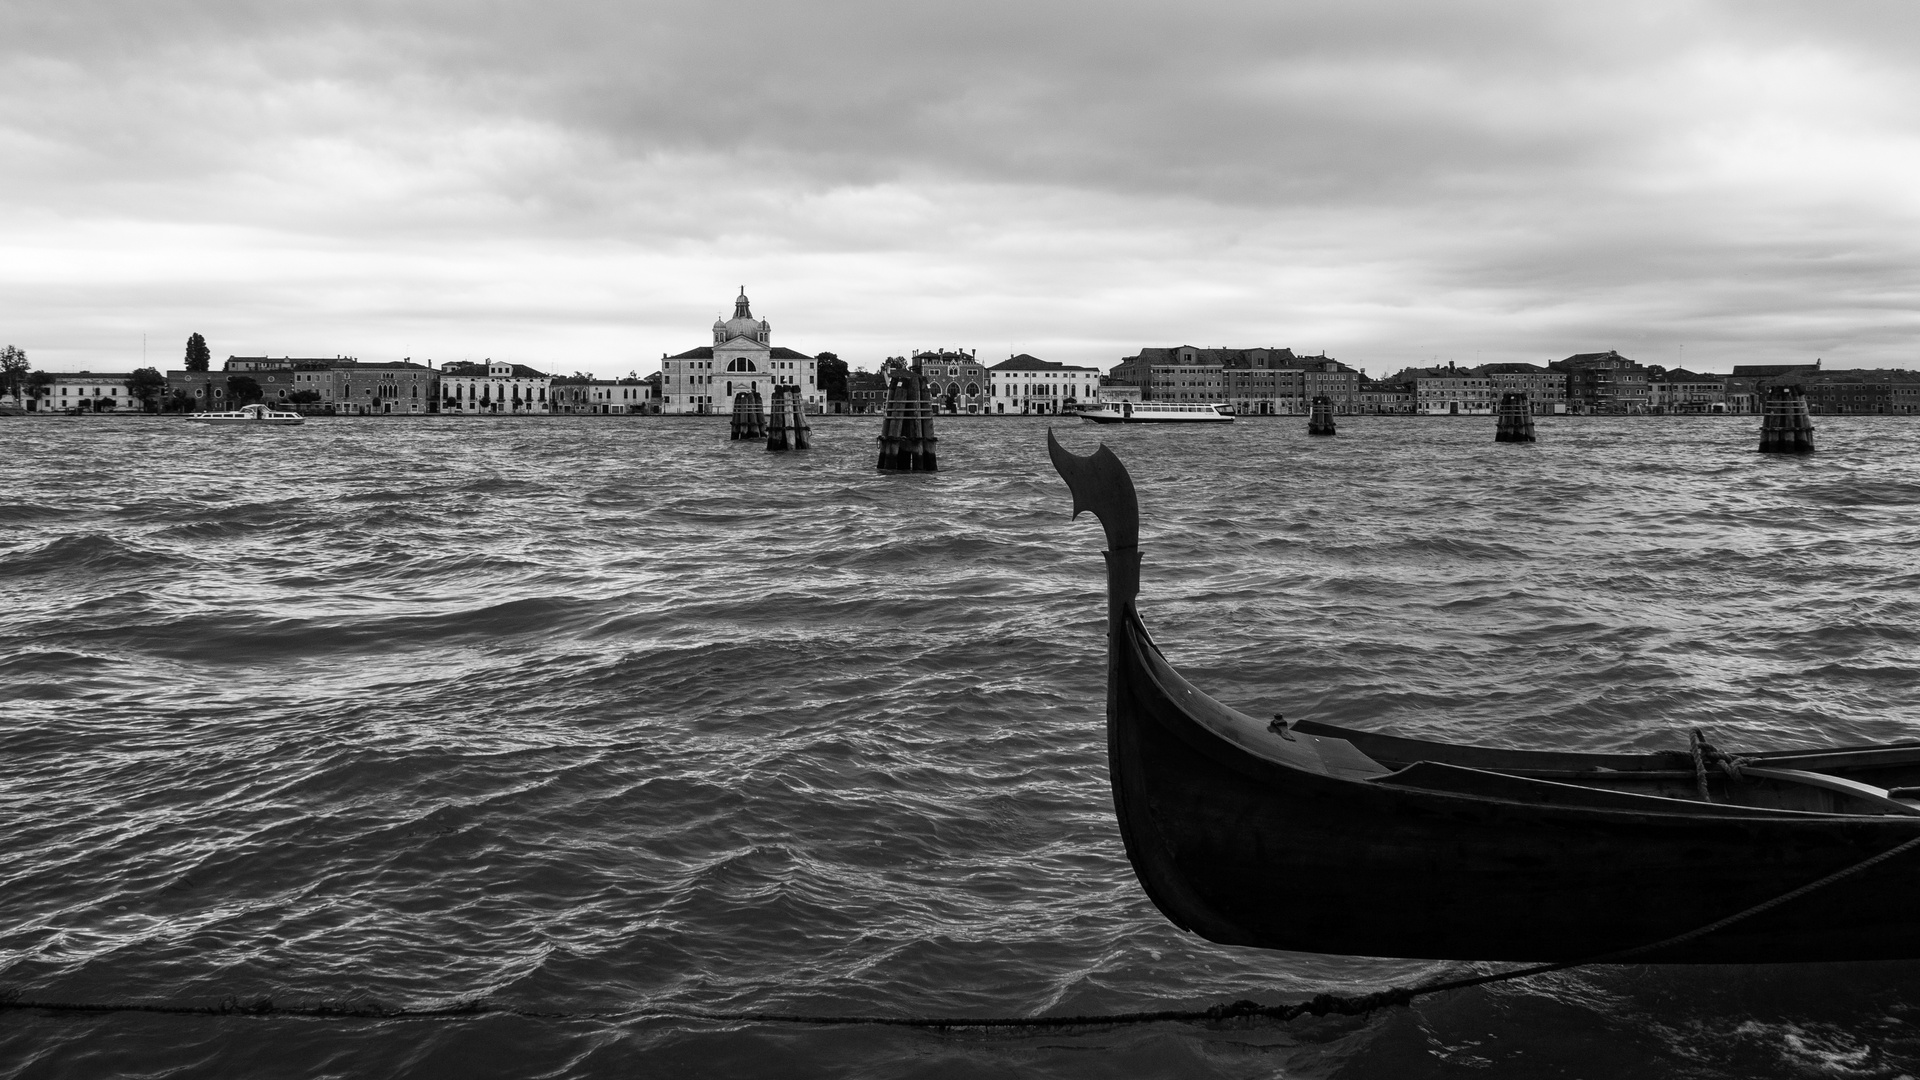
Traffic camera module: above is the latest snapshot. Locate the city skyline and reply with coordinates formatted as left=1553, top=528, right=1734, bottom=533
left=6, top=2, right=1918, bottom=377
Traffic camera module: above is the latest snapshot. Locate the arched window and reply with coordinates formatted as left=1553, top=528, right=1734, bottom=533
left=965, top=382, right=980, bottom=397
left=726, top=358, right=757, bottom=373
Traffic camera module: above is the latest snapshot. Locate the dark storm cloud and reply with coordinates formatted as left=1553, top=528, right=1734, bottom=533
left=4, top=1, right=1917, bottom=371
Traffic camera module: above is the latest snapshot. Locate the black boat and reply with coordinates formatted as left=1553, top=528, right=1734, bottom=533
left=1048, top=431, right=1920, bottom=963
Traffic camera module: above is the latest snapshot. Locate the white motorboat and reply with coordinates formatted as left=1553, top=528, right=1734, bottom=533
left=1077, top=401, right=1234, bottom=424
left=187, top=403, right=306, bottom=426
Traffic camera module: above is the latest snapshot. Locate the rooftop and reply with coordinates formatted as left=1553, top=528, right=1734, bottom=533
left=989, top=353, right=1097, bottom=372
left=1729, top=362, right=1822, bottom=377
left=441, top=361, right=549, bottom=378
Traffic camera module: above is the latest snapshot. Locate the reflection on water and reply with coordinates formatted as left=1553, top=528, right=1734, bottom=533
left=2, top=414, right=1917, bottom=1077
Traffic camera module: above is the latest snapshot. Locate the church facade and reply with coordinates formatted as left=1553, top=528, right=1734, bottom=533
left=659, top=289, right=820, bottom=415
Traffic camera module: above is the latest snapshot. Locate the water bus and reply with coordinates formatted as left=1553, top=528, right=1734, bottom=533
left=1077, top=402, right=1233, bottom=424
left=187, top=403, right=306, bottom=426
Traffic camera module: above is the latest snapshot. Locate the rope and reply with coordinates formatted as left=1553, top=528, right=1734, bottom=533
left=1689, top=728, right=1713, bottom=801
left=8, top=832, right=1919, bottom=1030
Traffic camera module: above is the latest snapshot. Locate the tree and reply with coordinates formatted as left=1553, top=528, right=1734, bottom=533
left=125, top=367, right=167, bottom=412
left=185, top=333, right=211, bottom=372
left=26, top=370, right=53, bottom=408
left=165, top=389, right=193, bottom=413
left=0, top=345, right=26, bottom=399
left=227, top=375, right=262, bottom=404
left=816, top=351, right=849, bottom=402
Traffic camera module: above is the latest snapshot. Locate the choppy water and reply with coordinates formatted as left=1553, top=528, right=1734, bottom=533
left=4, top=414, right=1920, bottom=1078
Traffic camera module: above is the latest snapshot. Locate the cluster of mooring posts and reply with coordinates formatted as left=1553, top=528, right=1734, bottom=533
left=765, top=385, right=811, bottom=451
left=729, top=390, right=766, bottom=440
left=876, top=367, right=938, bottom=472
left=1759, top=386, right=1815, bottom=453
left=1307, top=395, right=1337, bottom=436
left=1494, top=392, right=1536, bottom=443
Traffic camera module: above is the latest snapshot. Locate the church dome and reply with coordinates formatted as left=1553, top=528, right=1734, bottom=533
left=717, top=288, right=768, bottom=343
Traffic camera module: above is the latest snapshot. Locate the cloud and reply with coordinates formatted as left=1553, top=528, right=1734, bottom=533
left=2, top=0, right=1917, bottom=374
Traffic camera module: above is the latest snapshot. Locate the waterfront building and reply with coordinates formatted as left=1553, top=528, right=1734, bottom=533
left=1479, top=363, right=1568, bottom=414
left=914, top=349, right=990, bottom=414
left=252, top=360, right=435, bottom=415
left=1298, top=357, right=1359, bottom=412
left=1552, top=351, right=1651, bottom=414
left=34, top=371, right=138, bottom=412
left=164, top=355, right=393, bottom=410
left=847, top=369, right=888, bottom=414
left=226, top=355, right=299, bottom=403
left=440, top=360, right=550, bottom=415
left=1223, top=367, right=1304, bottom=414
left=218, top=356, right=375, bottom=406
left=225, top=356, right=304, bottom=403
left=1648, top=369, right=1726, bottom=414
left=595, top=381, right=647, bottom=413
left=1352, top=385, right=1415, bottom=414
left=661, top=288, right=819, bottom=415
left=987, top=354, right=1100, bottom=415
left=1803, top=369, right=1920, bottom=414
left=1720, top=361, right=1821, bottom=415
left=298, top=361, right=439, bottom=415
left=1414, top=372, right=1495, bottom=415
left=166, top=370, right=226, bottom=410
left=168, top=356, right=329, bottom=409
left=1112, top=346, right=1299, bottom=407
left=550, top=380, right=593, bottom=414
left=1098, top=380, right=1142, bottom=403
left=1152, top=362, right=1226, bottom=404
left=551, top=379, right=649, bottom=414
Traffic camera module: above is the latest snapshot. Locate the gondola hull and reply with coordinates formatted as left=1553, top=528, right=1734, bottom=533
left=1050, top=431, right=1920, bottom=963
left=1111, top=610, right=1920, bottom=962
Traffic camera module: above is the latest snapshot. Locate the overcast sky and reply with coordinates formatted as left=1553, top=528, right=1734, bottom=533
left=5, top=1, right=1918, bottom=377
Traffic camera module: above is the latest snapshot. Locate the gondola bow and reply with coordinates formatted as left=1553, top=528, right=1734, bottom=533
left=1048, top=430, right=1920, bottom=962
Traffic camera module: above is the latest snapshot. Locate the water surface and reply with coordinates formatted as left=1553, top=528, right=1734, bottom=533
left=3, top=414, right=1918, bottom=1077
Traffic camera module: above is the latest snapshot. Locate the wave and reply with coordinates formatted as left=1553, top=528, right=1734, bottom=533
left=4, top=533, right=174, bottom=576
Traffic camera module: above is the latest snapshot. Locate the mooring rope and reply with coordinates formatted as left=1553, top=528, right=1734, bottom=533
left=8, top=831, right=1919, bottom=1030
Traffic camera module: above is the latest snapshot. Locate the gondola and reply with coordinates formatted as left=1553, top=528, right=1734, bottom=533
left=1047, top=432, right=1920, bottom=963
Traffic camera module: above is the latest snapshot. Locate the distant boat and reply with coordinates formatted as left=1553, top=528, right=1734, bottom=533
left=1047, top=431, right=1920, bottom=963
left=187, top=403, right=305, bottom=426
left=1078, top=401, right=1233, bottom=424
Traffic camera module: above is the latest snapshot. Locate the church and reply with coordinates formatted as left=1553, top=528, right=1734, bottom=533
left=658, top=289, right=821, bottom=415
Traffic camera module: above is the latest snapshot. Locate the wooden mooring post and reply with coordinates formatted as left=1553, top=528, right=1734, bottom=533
left=1494, top=392, right=1536, bottom=443
left=730, top=390, right=767, bottom=440
left=876, top=368, right=938, bottom=471
left=1758, top=386, right=1814, bottom=453
left=1307, top=395, right=1336, bottom=436
left=765, top=385, right=811, bottom=451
